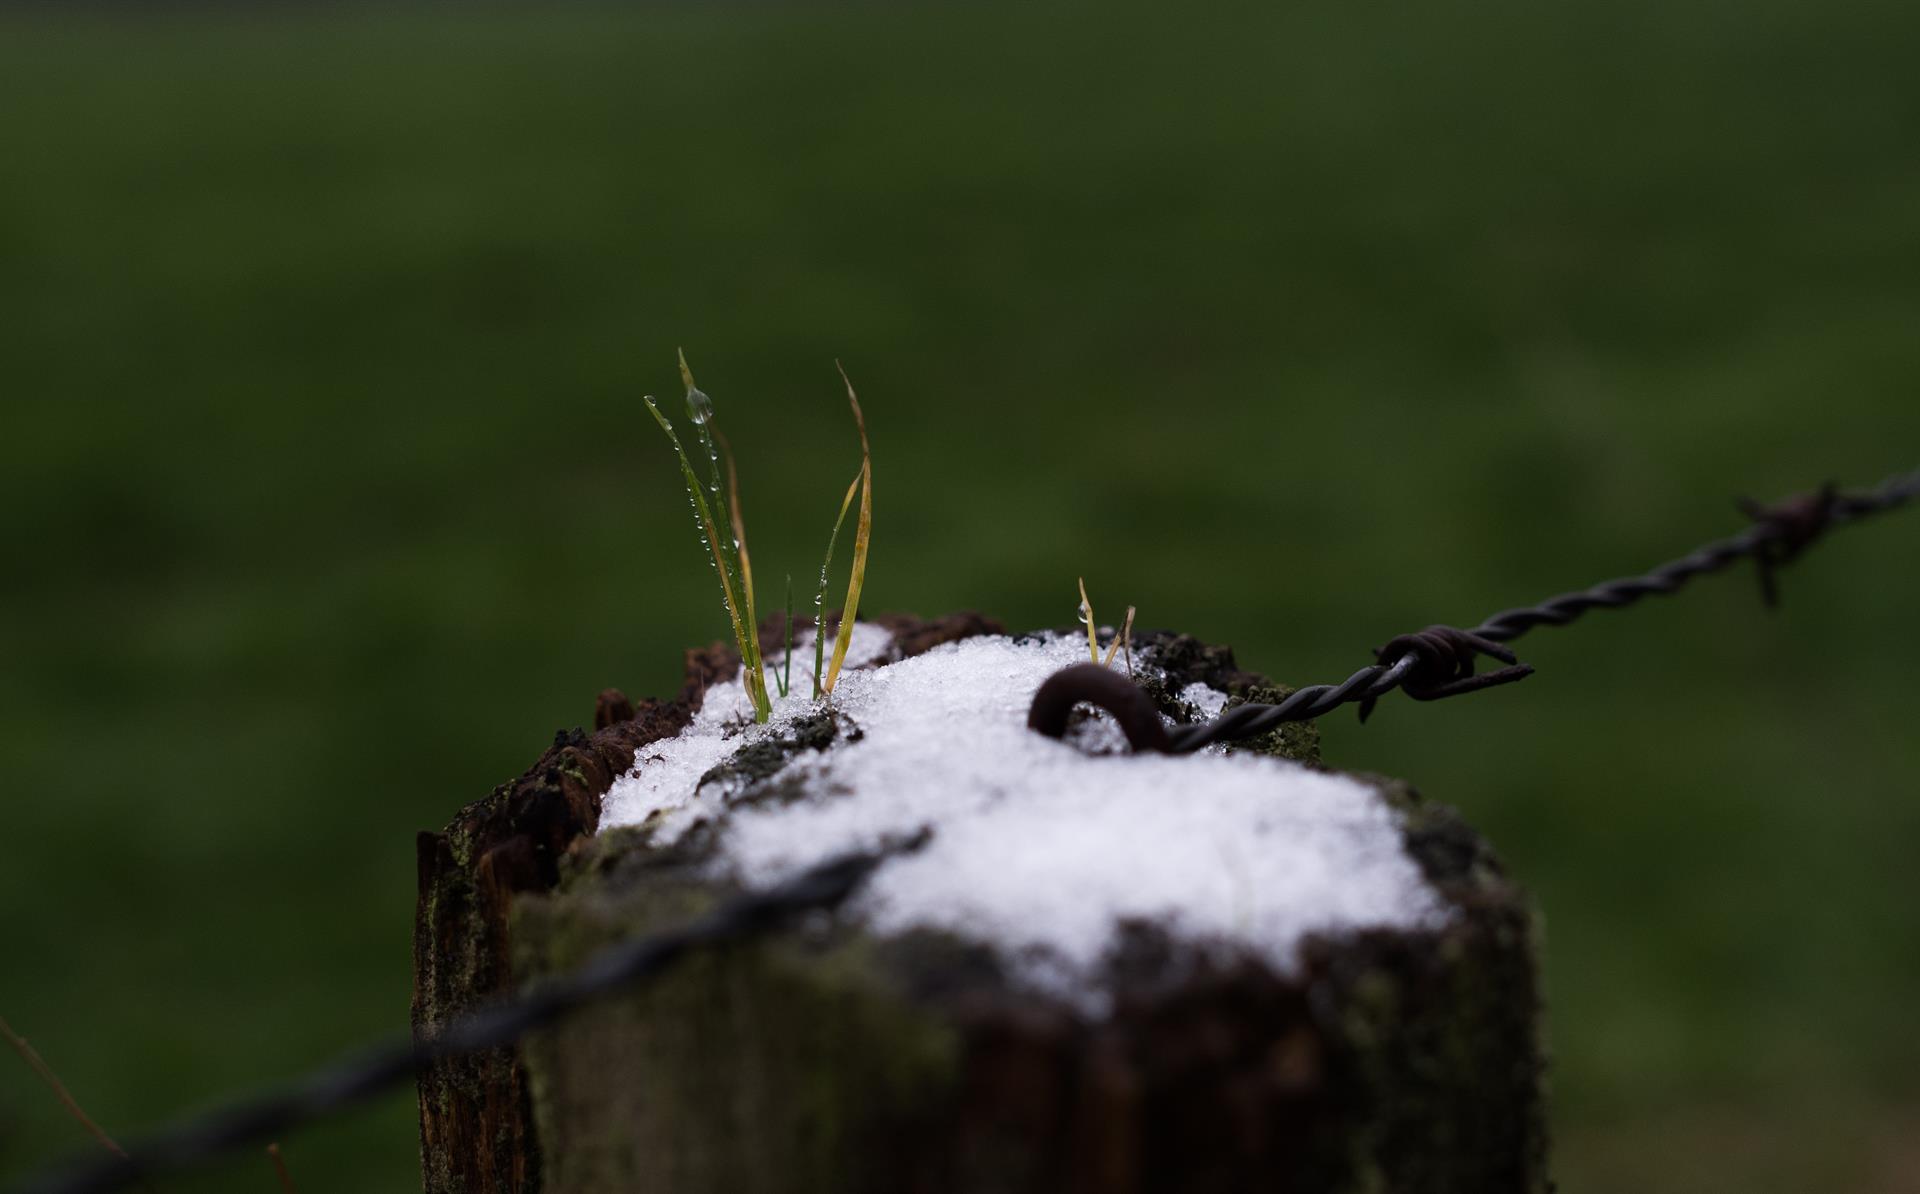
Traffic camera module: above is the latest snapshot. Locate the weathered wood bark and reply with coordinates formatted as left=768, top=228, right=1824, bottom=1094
left=411, top=613, right=1002, bottom=1192
left=412, top=638, right=736, bottom=1193
left=414, top=615, right=1546, bottom=1194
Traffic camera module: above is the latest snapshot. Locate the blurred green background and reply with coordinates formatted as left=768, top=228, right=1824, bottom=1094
left=2, top=1, right=1917, bottom=1190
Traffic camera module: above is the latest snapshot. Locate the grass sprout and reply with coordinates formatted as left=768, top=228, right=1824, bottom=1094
left=1076, top=580, right=1137, bottom=676
left=645, top=354, right=874, bottom=715
left=822, top=362, right=873, bottom=695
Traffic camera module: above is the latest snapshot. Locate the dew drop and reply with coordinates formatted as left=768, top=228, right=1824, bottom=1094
left=686, top=387, right=714, bottom=425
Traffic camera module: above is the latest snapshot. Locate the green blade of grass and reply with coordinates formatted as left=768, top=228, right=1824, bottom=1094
left=693, top=362, right=755, bottom=640
left=642, top=394, right=767, bottom=720
left=822, top=363, right=873, bottom=695
left=813, top=467, right=863, bottom=698
left=675, top=351, right=768, bottom=721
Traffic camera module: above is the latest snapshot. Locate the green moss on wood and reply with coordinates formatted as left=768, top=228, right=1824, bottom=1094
left=1134, top=631, right=1322, bottom=764
left=513, top=851, right=958, bottom=1194
left=695, top=709, right=849, bottom=795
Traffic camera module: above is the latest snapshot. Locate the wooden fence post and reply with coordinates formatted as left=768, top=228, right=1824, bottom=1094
left=414, top=616, right=1546, bottom=1193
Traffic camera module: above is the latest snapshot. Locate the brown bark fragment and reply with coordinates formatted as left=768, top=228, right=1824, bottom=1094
left=411, top=693, right=700, bottom=1193
left=592, top=689, right=635, bottom=730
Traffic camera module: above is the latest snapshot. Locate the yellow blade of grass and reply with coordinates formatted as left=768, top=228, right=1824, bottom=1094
left=1078, top=577, right=1099, bottom=662
left=813, top=467, right=863, bottom=697
left=1102, top=602, right=1136, bottom=668
left=717, top=428, right=757, bottom=637
left=823, top=363, right=873, bottom=694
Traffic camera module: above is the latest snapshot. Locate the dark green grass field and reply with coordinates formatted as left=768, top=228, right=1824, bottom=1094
left=3, top=2, right=1918, bottom=1189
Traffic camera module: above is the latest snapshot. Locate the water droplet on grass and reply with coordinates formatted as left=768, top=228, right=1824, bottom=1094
left=686, top=387, right=714, bottom=425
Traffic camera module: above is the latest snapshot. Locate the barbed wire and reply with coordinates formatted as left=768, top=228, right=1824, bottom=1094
left=13, top=466, right=1918, bottom=1194
left=11, top=852, right=886, bottom=1194
left=1027, top=466, right=1920, bottom=754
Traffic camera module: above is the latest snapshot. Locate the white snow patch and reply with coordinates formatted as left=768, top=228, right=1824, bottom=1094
left=1177, top=680, right=1231, bottom=720
left=601, top=624, right=1445, bottom=1005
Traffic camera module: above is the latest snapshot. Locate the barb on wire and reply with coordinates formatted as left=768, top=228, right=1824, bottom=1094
left=1028, top=465, right=1920, bottom=755
left=1355, top=626, right=1533, bottom=723
left=1739, top=482, right=1840, bottom=608
left=13, top=850, right=889, bottom=1194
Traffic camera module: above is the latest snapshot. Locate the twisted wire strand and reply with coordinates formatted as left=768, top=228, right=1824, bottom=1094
left=13, top=852, right=886, bottom=1194
left=1163, top=466, right=1919, bottom=753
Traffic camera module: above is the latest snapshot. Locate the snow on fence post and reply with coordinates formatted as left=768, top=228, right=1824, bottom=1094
left=413, top=613, right=1547, bottom=1193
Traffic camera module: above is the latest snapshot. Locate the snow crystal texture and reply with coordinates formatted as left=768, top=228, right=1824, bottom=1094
left=601, top=624, right=1444, bottom=1002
